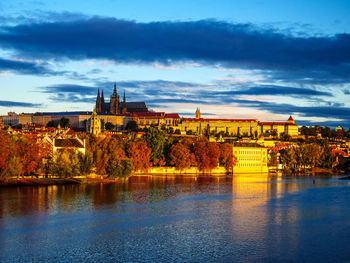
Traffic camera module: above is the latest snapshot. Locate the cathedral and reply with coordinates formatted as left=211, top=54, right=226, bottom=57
left=95, top=82, right=148, bottom=114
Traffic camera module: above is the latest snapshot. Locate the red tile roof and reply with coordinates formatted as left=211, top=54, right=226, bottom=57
left=183, top=118, right=257, bottom=122
left=260, top=122, right=287, bottom=126
left=132, top=112, right=165, bottom=117
left=165, top=113, right=180, bottom=118
left=55, top=139, right=84, bottom=148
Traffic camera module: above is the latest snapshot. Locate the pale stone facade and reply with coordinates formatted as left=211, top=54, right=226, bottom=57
left=1, top=112, right=33, bottom=126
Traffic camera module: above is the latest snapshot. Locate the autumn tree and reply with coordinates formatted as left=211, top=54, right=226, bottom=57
left=169, top=143, right=193, bottom=171
left=193, top=141, right=220, bottom=172
left=128, top=140, right=151, bottom=171
left=207, top=142, right=220, bottom=170
left=0, top=131, right=10, bottom=181
left=281, top=147, right=297, bottom=169
left=305, top=144, right=321, bottom=168
left=268, top=151, right=278, bottom=166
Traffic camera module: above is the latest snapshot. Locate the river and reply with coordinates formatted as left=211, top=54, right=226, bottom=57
left=0, top=175, right=350, bottom=262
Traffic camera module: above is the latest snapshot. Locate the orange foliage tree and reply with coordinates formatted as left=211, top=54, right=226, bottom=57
left=193, top=141, right=220, bottom=171
left=0, top=131, right=10, bottom=180
left=169, top=143, right=193, bottom=171
left=128, top=140, right=151, bottom=171
left=87, top=136, right=127, bottom=174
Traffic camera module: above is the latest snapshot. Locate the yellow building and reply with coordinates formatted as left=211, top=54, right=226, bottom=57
left=131, top=112, right=180, bottom=128
left=179, top=109, right=259, bottom=137
left=86, top=110, right=101, bottom=136
left=259, top=116, right=298, bottom=137
left=233, top=143, right=268, bottom=173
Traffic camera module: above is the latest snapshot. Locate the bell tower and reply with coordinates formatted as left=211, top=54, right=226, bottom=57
left=195, top=108, right=201, bottom=119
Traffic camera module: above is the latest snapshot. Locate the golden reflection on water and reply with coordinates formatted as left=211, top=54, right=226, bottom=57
left=0, top=175, right=313, bottom=220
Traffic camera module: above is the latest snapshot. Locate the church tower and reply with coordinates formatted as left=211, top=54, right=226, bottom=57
left=110, top=82, right=120, bottom=114
left=195, top=108, right=201, bottom=119
left=87, top=109, right=101, bottom=136
left=95, top=88, right=102, bottom=113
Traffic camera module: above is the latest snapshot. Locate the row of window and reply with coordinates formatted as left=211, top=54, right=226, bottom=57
left=238, top=150, right=263, bottom=155
left=237, top=163, right=265, bottom=167
left=239, top=157, right=262, bottom=161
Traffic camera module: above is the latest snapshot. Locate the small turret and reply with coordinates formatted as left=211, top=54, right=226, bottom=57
left=122, top=89, right=127, bottom=114
left=287, top=115, right=295, bottom=124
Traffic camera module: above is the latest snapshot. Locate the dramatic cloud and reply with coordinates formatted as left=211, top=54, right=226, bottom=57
left=0, top=100, right=41, bottom=107
left=0, top=57, right=57, bottom=75
left=216, top=85, right=332, bottom=97
left=0, top=17, right=349, bottom=83
left=39, top=84, right=96, bottom=95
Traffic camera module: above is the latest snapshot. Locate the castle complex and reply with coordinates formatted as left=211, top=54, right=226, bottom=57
left=0, top=82, right=299, bottom=138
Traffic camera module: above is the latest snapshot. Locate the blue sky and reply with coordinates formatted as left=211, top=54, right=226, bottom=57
left=0, top=0, right=350, bottom=127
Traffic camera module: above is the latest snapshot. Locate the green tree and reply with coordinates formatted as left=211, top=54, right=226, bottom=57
left=78, top=151, right=93, bottom=175
left=46, top=120, right=59, bottom=128
left=50, top=149, right=81, bottom=178
left=107, top=159, right=133, bottom=178
left=318, top=143, right=334, bottom=168
left=126, top=120, right=138, bottom=132
left=105, top=122, right=115, bottom=131
left=59, top=117, right=70, bottom=128
left=143, top=127, right=166, bottom=162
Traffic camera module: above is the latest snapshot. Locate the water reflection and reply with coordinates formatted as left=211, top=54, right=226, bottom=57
left=0, top=174, right=350, bottom=262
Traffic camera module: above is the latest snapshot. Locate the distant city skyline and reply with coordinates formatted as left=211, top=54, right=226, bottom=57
left=0, top=0, right=350, bottom=127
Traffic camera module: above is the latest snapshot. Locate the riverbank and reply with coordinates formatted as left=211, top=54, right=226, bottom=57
left=0, top=178, right=83, bottom=187
left=0, top=170, right=340, bottom=187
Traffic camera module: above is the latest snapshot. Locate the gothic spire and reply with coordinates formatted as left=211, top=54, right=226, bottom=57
left=97, top=88, right=100, bottom=98
left=112, top=81, right=117, bottom=97
left=101, top=89, right=105, bottom=103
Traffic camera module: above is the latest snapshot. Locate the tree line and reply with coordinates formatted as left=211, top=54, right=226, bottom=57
left=0, top=128, right=237, bottom=181
left=269, top=141, right=334, bottom=172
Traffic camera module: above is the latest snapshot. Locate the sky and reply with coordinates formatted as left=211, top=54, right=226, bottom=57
left=0, top=0, right=350, bottom=127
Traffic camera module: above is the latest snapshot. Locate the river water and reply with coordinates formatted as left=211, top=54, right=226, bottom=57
left=0, top=175, right=350, bottom=262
